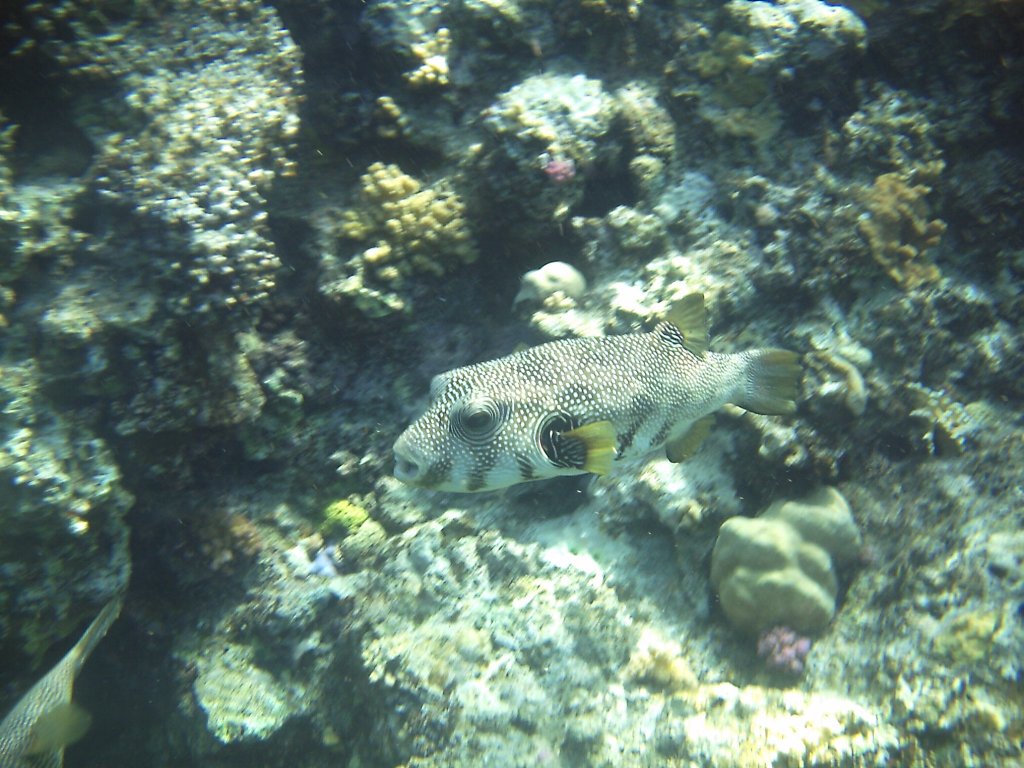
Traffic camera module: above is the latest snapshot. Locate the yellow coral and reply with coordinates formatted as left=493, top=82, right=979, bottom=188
left=858, top=170, right=946, bottom=289
left=624, top=627, right=697, bottom=691
left=404, top=27, right=451, bottom=88
left=321, top=497, right=369, bottom=537
left=374, top=95, right=409, bottom=139
left=330, top=162, right=477, bottom=316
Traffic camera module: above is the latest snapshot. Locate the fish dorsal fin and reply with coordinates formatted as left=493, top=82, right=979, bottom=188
left=659, top=293, right=708, bottom=356
left=558, top=421, right=617, bottom=475
left=67, top=596, right=123, bottom=677
left=665, top=415, right=715, bottom=463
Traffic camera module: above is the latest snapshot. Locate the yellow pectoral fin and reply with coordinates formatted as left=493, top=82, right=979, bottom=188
left=665, top=415, right=715, bottom=463
left=563, top=421, right=617, bottom=475
left=26, top=702, right=92, bottom=755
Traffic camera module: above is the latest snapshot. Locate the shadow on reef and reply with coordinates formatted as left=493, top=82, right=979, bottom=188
left=0, top=25, right=96, bottom=181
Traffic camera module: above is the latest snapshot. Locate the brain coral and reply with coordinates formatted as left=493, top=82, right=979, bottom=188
left=710, top=487, right=861, bottom=635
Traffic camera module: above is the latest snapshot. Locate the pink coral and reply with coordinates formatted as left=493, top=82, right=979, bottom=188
left=542, top=156, right=576, bottom=184
left=757, top=625, right=812, bottom=675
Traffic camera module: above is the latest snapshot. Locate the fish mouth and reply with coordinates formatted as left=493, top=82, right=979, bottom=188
left=393, top=436, right=427, bottom=486
left=394, top=455, right=422, bottom=484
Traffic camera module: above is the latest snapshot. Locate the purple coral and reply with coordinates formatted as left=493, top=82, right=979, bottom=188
left=757, top=625, right=812, bottom=675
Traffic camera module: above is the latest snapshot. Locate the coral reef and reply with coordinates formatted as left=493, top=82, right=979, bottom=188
left=192, top=642, right=296, bottom=744
left=670, top=0, right=866, bottom=143
left=1, top=0, right=1023, bottom=765
left=470, top=73, right=622, bottom=231
left=15, top=0, right=302, bottom=316
left=0, top=360, right=131, bottom=663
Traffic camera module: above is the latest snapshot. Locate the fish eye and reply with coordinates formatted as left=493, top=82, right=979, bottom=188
left=538, top=412, right=577, bottom=466
left=463, top=408, right=493, bottom=431
left=451, top=400, right=505, bottom=442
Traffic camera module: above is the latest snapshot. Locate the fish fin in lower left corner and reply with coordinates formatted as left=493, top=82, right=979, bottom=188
left=25, top=701, right=92, bottom=755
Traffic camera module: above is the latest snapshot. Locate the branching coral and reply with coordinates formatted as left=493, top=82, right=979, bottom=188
left=858, top=170, right=946, bottom=289
left=320, top=162, right=477, bottom=317
left=404, top=27, right=451, bottom=88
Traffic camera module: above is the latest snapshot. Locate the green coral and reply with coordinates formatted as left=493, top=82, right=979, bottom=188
left=321, top=498, right=370, bottom=538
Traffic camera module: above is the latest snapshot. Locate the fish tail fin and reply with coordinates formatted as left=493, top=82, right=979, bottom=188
left=69, top=596, right=123, bottom=675
left=733, top=349, right=801, bottom=415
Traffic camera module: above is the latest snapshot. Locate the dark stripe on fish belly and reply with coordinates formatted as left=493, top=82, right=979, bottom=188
left=651, top=416, right=676, bottom=448
left=515, top=452, right=535, bottom=481
left=420, top=457, right=453, bottom=488
left=619, top=396, right=655, bottom=455
left=618, top=420, right=641, bottom=455
left=467, top=449, right=499, bottom=491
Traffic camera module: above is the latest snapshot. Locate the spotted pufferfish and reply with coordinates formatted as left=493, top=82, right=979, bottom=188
left=393, top=294, right=801, bottom=492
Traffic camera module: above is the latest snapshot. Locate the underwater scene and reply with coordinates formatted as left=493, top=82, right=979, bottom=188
left=1, top=0, right=1022, bottom=766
